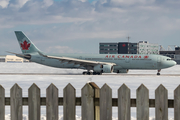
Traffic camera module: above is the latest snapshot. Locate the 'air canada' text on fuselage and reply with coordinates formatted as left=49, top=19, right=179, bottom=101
left=105, top=55, right=149, bottom=59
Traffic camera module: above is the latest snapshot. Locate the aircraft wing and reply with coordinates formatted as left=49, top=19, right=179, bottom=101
left=38, top=52, right=116, bottom=67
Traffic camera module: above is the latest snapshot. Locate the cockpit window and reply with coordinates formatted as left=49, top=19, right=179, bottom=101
left=167, top=59, right=172, bottom=61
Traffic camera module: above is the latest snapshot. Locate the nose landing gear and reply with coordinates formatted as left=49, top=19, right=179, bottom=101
left=157, top=69, right=161, bottom=75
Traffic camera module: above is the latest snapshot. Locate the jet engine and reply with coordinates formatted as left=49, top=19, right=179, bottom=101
left=93, top=64, right=114, bottom=73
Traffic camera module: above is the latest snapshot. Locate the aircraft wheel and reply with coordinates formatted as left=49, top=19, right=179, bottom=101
left=83, top=72, right=87, bottom=75
left=87, top=72, right=93, bottom=75
left=157, top=73, right=160, bottom=75
left=97, top=72, right=102, bottom=75
left=93, top=72, right=97, bottom=75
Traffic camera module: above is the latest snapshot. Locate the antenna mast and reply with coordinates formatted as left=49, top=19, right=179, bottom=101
left=127, top=36, right=130, bottom=43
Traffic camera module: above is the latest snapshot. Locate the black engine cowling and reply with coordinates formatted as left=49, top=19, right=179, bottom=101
left=93, top=64, right=114, bottom=73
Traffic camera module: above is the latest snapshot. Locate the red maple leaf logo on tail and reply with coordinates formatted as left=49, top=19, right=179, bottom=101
left=21, top=40, right=30, bottom=50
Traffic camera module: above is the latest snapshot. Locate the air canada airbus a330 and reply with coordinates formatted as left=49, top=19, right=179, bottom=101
left=8, top=31, right=177, bottom=75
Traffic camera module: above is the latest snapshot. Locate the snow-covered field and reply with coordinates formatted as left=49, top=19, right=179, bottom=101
left=0, top=63, right=180, bottom=120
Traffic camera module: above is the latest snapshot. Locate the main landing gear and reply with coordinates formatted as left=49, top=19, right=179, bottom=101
left=82, top=71, right=102, bottom=75
left=157, top=69, right=161, bottom=75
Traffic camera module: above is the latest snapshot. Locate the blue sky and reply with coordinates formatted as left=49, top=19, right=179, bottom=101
left=0, top=0, right=180, bottom=55
left=54, top=0, right=97, bottom=3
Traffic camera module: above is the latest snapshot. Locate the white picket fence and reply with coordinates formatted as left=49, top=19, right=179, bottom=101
left=0, top=82, right=179, bottom=120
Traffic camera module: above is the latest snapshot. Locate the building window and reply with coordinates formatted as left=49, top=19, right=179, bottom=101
left=109, top=52, right=117, bottom=54
left=110, top=45, right=117, bottom=47
left=110, top=49, right=117, bottom=50
left=100, top=45, right=109, bottom=47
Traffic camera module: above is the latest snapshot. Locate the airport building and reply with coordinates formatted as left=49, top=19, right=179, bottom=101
left=0, top=56, right=6, bottom=62
left=99, top=43, right=118, bottom=54
left=138, top=41, right=159, bottom=54
left=99, top=41, right=159, bottom=54
left=159, top=46, right=180, bottom=64
left=0, top=55, right=29, bottom=63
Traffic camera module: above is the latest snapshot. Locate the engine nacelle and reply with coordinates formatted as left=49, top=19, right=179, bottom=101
left=93, top=64, right=114, bottom=73
left=115, top=69, right=129, bottom=73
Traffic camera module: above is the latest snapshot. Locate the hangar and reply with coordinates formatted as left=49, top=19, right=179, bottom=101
left=0, top=55, right=29, bottom=63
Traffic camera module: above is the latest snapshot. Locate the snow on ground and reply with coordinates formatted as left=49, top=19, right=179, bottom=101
left=0, top=63, right=180, bottom=120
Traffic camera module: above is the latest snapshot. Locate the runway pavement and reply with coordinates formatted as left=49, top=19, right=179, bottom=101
left=0, top=73, right=180, bottom=76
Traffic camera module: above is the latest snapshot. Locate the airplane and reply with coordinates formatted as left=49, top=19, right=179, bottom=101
left=8, top=31, right=177, bottom=75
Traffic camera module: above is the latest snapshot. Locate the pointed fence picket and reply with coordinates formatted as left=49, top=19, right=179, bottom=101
left=174, top=85, right=180, bottom=120
left=0, top=82, right=179, bottom=120
left=63, top=83, right=76, bottom=120
left=100, top=84, right=112, bottom=120
left=118, top=84, right=130, bottom=120
left=46, top=84, right=59, bottom=120
left=155, top=84, right=168, bottom=120
left=10, top=84, right=22, bottom=120
left=28, top=83, right=40, bottom=120
left=82, top=83, right=94, bottom=120
left=0, top=85, right=5, bottom=120
left=137, top=84, right=149, bottom=120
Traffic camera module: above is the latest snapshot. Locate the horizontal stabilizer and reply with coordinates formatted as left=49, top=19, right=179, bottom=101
left=6, top=51, right=31, bottom=59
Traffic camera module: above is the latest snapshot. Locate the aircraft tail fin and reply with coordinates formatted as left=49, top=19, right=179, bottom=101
left=15, top=31, right=40, bottom=54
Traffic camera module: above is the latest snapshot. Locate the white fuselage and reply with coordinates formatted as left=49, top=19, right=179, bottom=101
left=29, top=53, right=177, bottom=72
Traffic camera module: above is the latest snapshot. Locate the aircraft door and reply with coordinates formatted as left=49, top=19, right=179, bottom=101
left=41, top=56, right=46, bottom=64
left=157, top=57, right=161, bottom=68
left=125, top=58, right=130, bottom=68
left=125, top=58, right=130, bottom=63
left=157, top=57, right=161, bottom=63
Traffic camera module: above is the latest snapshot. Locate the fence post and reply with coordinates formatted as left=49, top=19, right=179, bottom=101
left=10, top=83, right=22, bottom=120
left=0, top=85, right=5, bottom=120
left=63, top=83, right=76, bottom=120
left=82, top=83, right=94, bottom=120
left=155, top=84, right=168, bottom=120
left=137, top=84, right=149, bottom=120
left=174, top=85, right=180, bottom=120
left=46, top=83, right=59, bottom=120
left=118, top=84, right=130, bottom=120
left=89, top=82, right=100, bottom=120
left=28, top=83, right=40, bottom=120
left=100, top=83, right=112, bottom=120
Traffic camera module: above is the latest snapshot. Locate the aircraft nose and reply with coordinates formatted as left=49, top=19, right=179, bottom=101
left=174, top=61, right=177, bottom=65
left=171, top=60, right=177, bottom=66
left=163, top=60, right=177, bottom=68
